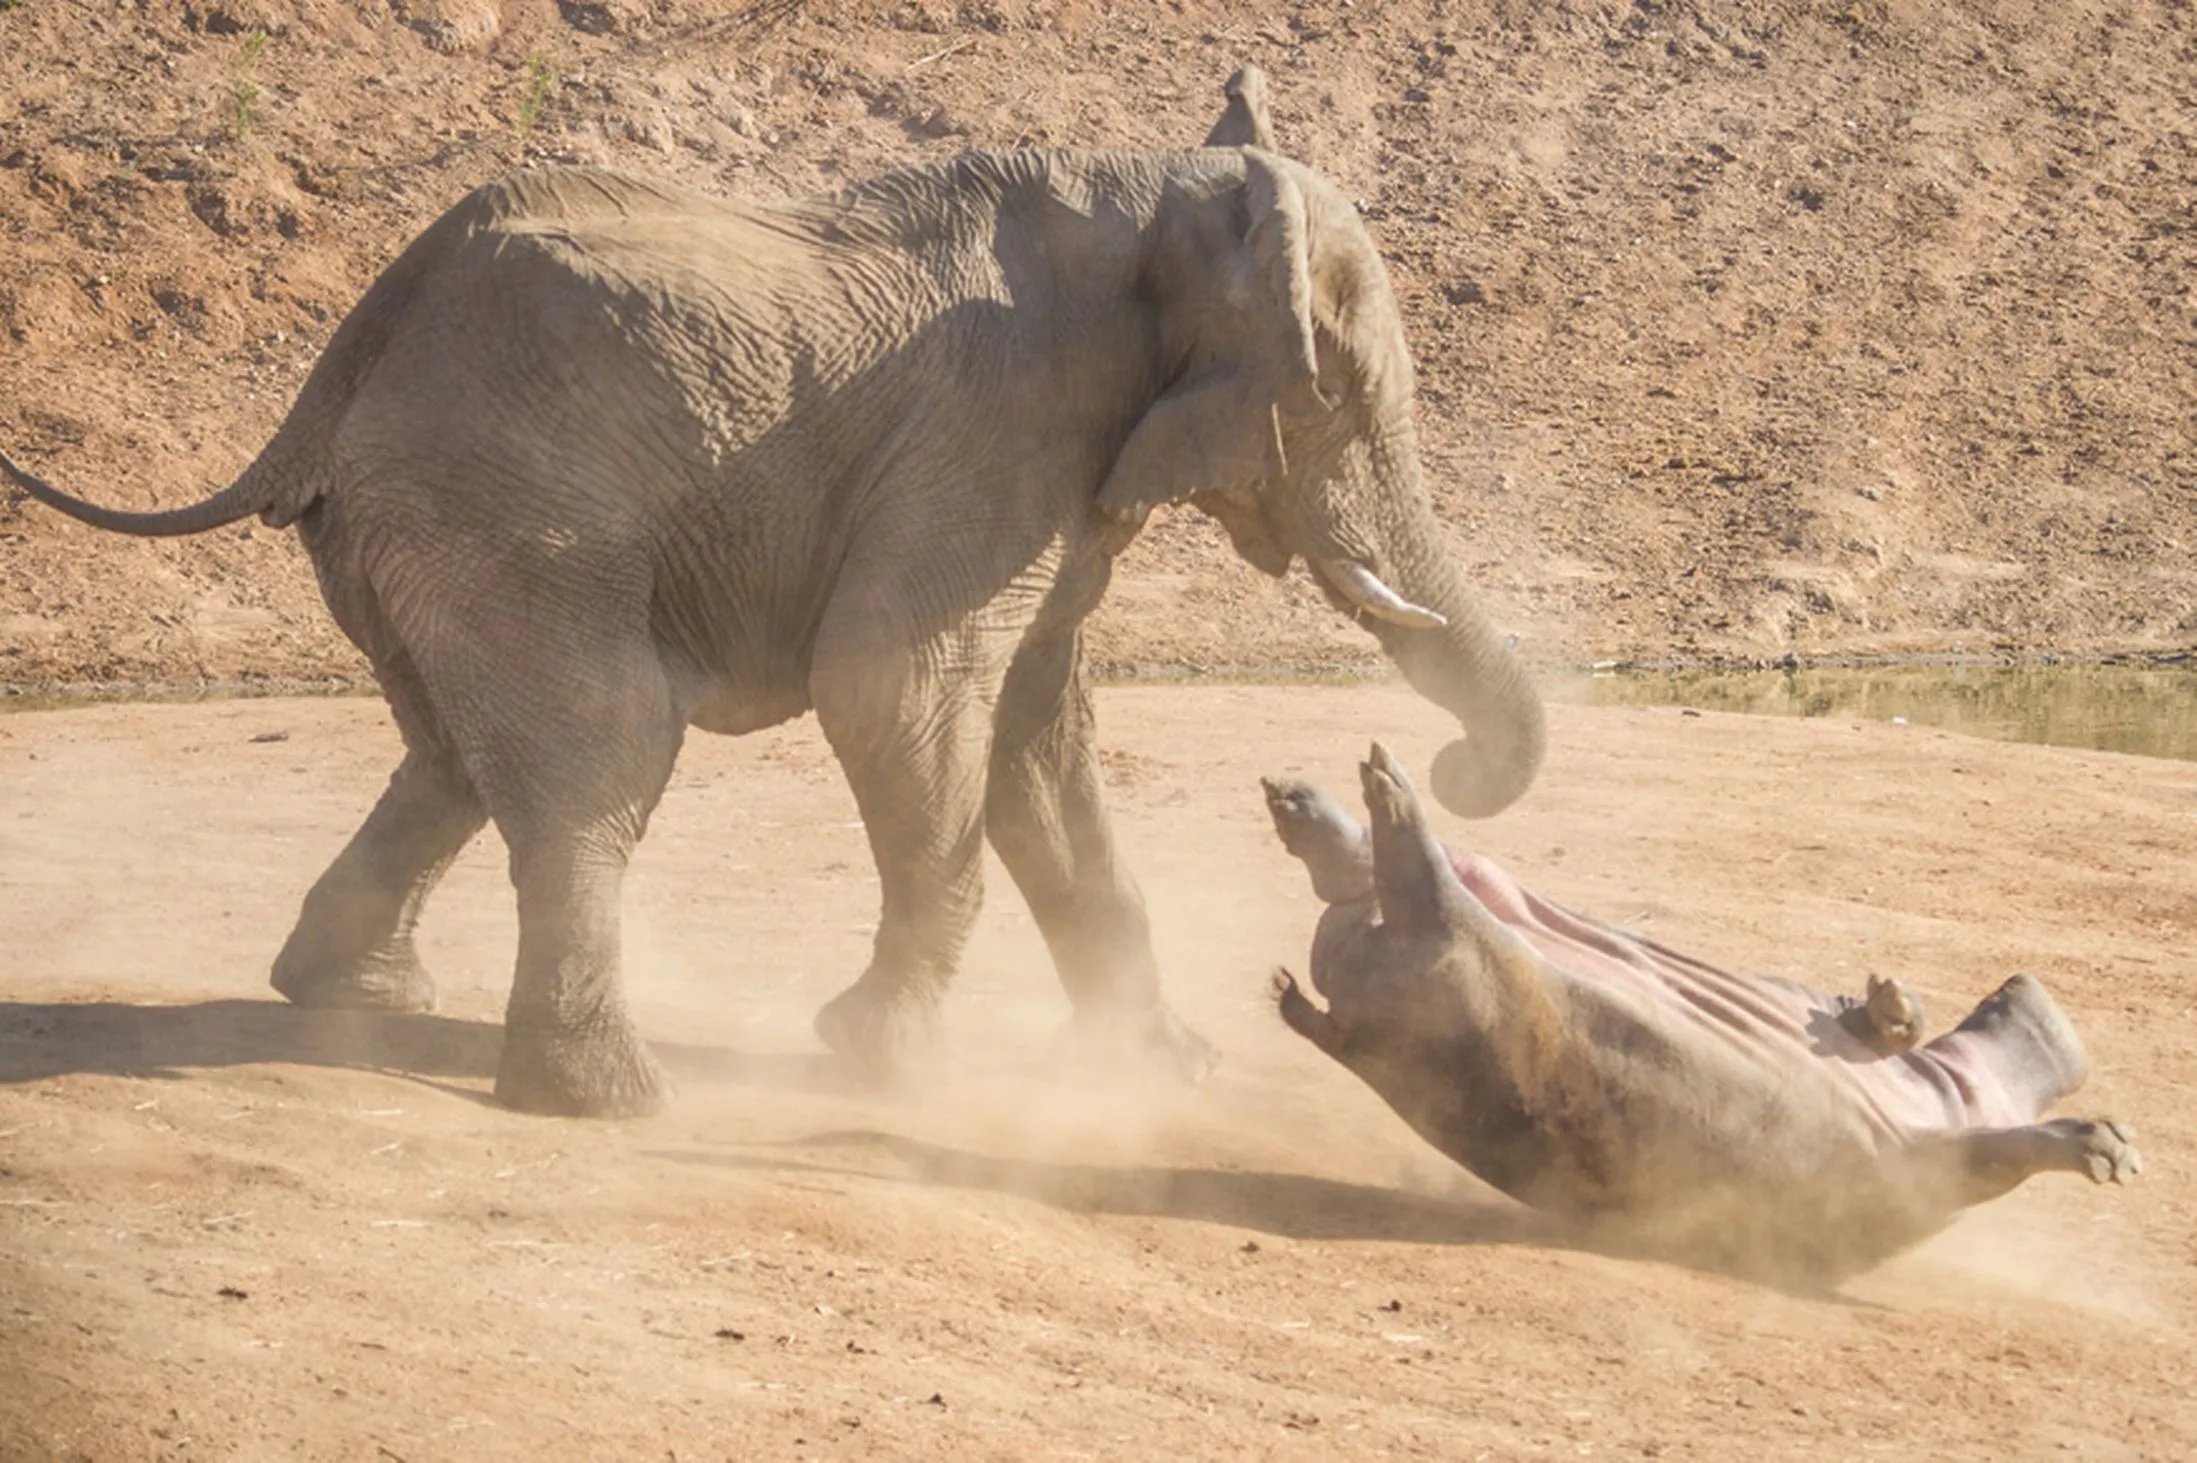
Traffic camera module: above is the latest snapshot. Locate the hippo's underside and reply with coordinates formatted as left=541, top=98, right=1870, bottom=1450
left=1263, top=748, right=2139, bottom=1281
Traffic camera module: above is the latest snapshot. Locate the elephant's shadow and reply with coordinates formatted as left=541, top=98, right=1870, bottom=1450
left=0, top=998, right=837, bottom=1098
left=0, top=997, right=1573, bottom=1257
left=0, top=1000, right=1865, bottom=1295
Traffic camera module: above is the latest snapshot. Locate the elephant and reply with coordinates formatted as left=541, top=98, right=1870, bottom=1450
left=2, top=68, right=1546, bottom=1117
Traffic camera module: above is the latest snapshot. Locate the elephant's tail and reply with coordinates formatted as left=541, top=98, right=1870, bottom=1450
left=1, top=446, right=284, bottom=538
left=4, top=170, right=514, bottom=542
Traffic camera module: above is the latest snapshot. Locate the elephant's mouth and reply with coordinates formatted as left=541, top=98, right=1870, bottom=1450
left=1312, top=556, right=1446, bottom=630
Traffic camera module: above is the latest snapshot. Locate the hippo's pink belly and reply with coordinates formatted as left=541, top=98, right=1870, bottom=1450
left=1449, top=852, right=2039, bottom=1136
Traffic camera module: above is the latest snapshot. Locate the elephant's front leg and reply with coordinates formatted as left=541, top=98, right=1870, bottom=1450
left=984, top=628, right=1216, bottom=1082
left=809, top=631, right=1001, bottom=1083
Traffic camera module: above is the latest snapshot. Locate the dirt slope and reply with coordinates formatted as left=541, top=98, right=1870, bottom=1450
left=2, top=689, right=2192, bottom=1457
left=1, top=0, right=2193, bottom=690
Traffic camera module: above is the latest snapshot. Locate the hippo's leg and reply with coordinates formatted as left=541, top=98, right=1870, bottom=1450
left=1262, top=777, right=1375, bottom=905
left=1920, top=973, right=2091, bottom=1117
left=1271, top=969, right=1347, bottom=1058
left=1835, top=974, right=1927, bottom=1055
left=1908, top=1118, right=2141, bottom=1206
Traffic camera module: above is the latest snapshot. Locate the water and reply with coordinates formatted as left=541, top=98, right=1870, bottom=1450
left=1560, top=663, right=2197, bottom=762
left=0, top=679, right=374, bottom=714
left=9, top=662, right=2197, bottom=763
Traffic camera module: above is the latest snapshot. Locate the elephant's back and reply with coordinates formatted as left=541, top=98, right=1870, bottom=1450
left=456, top=165, right=758, bottom=236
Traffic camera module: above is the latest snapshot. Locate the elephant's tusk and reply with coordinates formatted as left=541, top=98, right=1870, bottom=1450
left=1321, top=559, right=1448, bottom=629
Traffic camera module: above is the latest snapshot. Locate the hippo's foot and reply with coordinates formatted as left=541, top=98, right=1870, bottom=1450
left=2066, top=1118, right=2142, bottom=1185
left=1843, top=973, right=1925, bottom=1055
left=1261, top=776, right=1375, bottom=904
left=270, top=937, right=438, bottom=1015
left=1053, top=1000, right=1218, bottom=1086
left=495, top=1019, right=668, bottom=1119
left=1920, top=1116, right=2141, bottom=1207
left=1272, top=969, right=1343, bottom=1058
left=814, top=978, right=945, bottom=1089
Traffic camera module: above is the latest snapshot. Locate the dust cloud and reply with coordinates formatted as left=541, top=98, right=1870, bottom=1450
left=2, top=686, right=2191, bottom=1456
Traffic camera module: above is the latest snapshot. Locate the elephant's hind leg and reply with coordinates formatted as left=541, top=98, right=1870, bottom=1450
left=419, top=624, right=686, bottom=1118
left=986, top=628, right=1214, bottom=1081
left=271, top=675, right=485, bottom=1013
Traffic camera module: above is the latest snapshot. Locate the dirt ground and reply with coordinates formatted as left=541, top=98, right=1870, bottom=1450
left=3, top=1, right=2195, bottom=1457
left=2, top=0, right=2194, bottom=688
left=1, top=687, right=2191, bottom=1459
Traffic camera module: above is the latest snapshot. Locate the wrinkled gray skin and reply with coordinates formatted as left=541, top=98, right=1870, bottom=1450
left=1264, top=747, right=2139, bottom=1283
left=1, top=71, right=1544, bottom=1117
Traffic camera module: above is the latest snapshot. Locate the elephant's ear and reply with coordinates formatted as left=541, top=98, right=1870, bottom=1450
left=1204, top=66, right=1276, bottom=151
left=1230, top=153, right=1323, bottom=410
left=1097, top=154, right=1326, bottom=539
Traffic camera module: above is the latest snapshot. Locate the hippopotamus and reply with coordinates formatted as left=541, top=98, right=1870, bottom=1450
left=1262, top=744, right=2140, bottom=1282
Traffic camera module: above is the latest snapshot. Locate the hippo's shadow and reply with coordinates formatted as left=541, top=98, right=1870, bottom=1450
left=663, top=1136, right=1886, bottom=1298
left=0, top=998, right=840, bottom=1098
left=657, top=1129, right=1578, bottom=1251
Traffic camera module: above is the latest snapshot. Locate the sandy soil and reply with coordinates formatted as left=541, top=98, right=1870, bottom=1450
left=2, top=7, right=2193, bottom=1451
left=3, top=0, right=2194, bottom=689
left=1, top=687, right=2191, bottom=1459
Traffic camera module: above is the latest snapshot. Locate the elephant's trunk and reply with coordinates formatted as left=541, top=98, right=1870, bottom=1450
left=1363, top=555, right=1547, bottom=819
left=1302, top=442, right=1547, bottom=819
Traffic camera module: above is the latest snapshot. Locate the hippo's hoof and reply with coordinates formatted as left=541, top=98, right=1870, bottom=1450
left=495, top=1021, right=668, bottom=1119
left=813, top=981, right=943, bottom=1089
left=2078, top=1119, right=2141, bottom=1185
left=1864, top=974, right=1925, bottom=1054
left=271, top=942, right=438, bottom=1015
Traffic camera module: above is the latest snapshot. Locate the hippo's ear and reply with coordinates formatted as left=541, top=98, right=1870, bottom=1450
left=1359, top=742, right=1468, bottom=935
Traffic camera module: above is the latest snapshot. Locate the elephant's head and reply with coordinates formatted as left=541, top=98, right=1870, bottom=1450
left=1096, top=70, right=1547, bottom=818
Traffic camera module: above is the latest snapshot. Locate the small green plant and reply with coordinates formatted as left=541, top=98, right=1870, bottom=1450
left=0, top=1, right=27, bottom=15
left=516, top=50, right=561, bottom=137
left=230, top=27, right=267, bottom=139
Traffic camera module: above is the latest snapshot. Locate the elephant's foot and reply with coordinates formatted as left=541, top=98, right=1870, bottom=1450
left=270, top=936, right=439, bottom=1015
left=813, top=979, right=945, bottom=1088
left=495, top=1020, right=668, bottom=1119
left=1054, top=999, right=1219, bottom=1086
